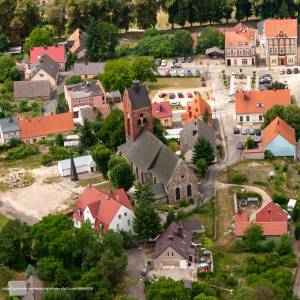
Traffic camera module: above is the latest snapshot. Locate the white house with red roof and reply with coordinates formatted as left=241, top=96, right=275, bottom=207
left=235, top=201, right=288, bottom=238
left=73, top=186, right=134, bottom=233
left=30, top=45, right=66, bottom=70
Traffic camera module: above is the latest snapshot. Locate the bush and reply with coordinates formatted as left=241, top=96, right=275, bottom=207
left=110, top=162, right=135, bottom=190
left=179, top=199, right=189, bottom=208
left=41, top=153, right=53, bottom=166
left=65, top=75, right=83, bottom=85
left=264, top=150, right=274, bottom=161
left=6, top=145, right=39, bottom=161
left=228, top=172, right=247, bottom=184
left=108, top=156, right=127, bottom=171
left=295, top=223, right=300, bottom=240
left=272, top=193, right=288, bottom=205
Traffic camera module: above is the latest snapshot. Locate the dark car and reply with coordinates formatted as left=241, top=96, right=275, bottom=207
left=287, top=68, right=293, bottom=74
left=178, top=92, right=184, bottom=98
left=259, top=73, right=272, bottom=80
left=294, top=68, right=299, bottom=74
left=255, top=129, right=261, bottom=136
left=259, top=77, right=272, bottom=84
left=259, top=83, right=270, bottom=90
left=155, top=59, right=161, bottom=67
left=173, top=58, right=178, bottom=64
left=195, top=69, right=200, bottom=77
left=194, top=91, right=200, bottom=95
left=171, top=62, right=182, bottom=68
left=180, top=57, right=186, bottom=63
left=186, top=70, right=193, bottom=77
left=187, top=56, right=193, bottom=63
left=159, top=92, right=167, bottom=98
left=187, top=92, right=193, bottom=98
left=236, top=142, right=243, bottom=150
left=233, top=127, right=240, bottom=134
left=169, top=93, right=176, bottom=99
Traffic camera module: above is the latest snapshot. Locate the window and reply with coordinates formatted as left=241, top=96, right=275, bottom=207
left=288, top=57, right=294, bottom=63
left=118, top=215, right=121, bottom=219
left=73, top=111, right=79, bottom=118
left=167, top=252, right=169, bottom=256
left=279, top=47, right=284, bottom=54
left=274, top=39, right=278, bottom=45
left=242, top=59, right=247, bottom=65
left=271, top=59, right=277, bottom=64
left=240, top=116, right=243, bottom=122
left=274, top=46, right=278, bottom=54
left=175, top=187, right=181, bottom=200
left=124, top=212, right=127, bottom=217
left=286, top=39, right=290, bottom=44
left=116, top=224, right=120, bottom=230
left=171, top=252, right=174, bottom=256
left=137, top=119, right=142, bottom=127
left=164, top=119, right=168, bottom=124
left=246, top=116, right=250, bottom=121
left=143, top=117, right=147, bottom=124
left=291, top=46, right=295, bottom=52
left=291, top=39, right=295, bottom=45
left=259, top=115, right=263, bottom=121
left=187, top=185, right=192, bottom=197
left=280, top=39, right=284, bottom=44
left=269, top=47, right=273, bottom=54
left=286, top=47, right=290, bottom=54
left=39, top=73, right=44, bottom=77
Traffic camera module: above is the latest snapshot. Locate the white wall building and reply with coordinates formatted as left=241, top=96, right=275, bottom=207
left=58, top=155, right=96, bottom=176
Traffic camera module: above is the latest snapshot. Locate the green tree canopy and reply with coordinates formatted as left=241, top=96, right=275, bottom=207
left=79, top=120, right=97, bottom=150
left=0, top=33, right=9, bottom=53
left=0, top=54, right=20, bottom=82
left=108, top=156, right=127, bottom=171
left=192, top=137, right=215, bottom=166
left=244, top=224, right=263, bottom=251
left=110, top=161, right=135, bottom=190
left=173, top=29, right=193, bottom=56
left=65, top=75, right=83, bottom=85
left=133, top=182, right=154, bottom=205
left=92, top=145, right=111, bottom=178
left=196, top=26, right=225, bottom=54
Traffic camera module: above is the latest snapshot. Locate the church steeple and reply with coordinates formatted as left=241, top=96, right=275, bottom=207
left=70, top=153, right=78, bottom=181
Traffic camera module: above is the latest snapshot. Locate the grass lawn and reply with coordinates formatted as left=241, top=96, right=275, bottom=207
left=0, top=154, right=42, bottom=171
left=94, top=181, right=115, bottom=192
left=77, top=175, right=107, bottom=187
left=190, top=203, right=213, bottom=238
left=0, top=214, right=8, bottom=231
left=148, top=77, right=202, bottom=91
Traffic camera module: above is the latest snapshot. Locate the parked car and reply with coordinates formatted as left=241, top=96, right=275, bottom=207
left=180, top=70, right=186, bottom=77
left=259, top=77, right=272, bottom=84
left=187, top=56, right=193, bottom=62
left=236, top=142, right=243, bottom=150
left=280, top=69, right=285, bottom=75
left=233, top=127, right=240, bottom=134
left=187, top=92, right=193, bottom=98
left=287, top=68, right=292, bottom=74
left=159, top=92, right=167, bottom=98
left=249, top=128, right=255, bottom=135
left=186, top=70, right=193, bottom=77
left=255, top=129, right=261, bottom=136
left=171, top=62, right=182, bottom=68
left=178, top=92, right=184, bottom=98
left=195, top=69, right=200, bottom=77
left=169, top=93, right=176, bottom=99
left=283, top=80, right=288, bottom=88
left=173, top=58, right=178, bottom=64
left=180, top=57, right=186, bottom=63
left=170, top=69, right=178, bottom=76
left=259, top=74, right=272, bottom=80
left=259, top=83, right=270, bottom=90
left=194, top=91, right=200, bottom=95
left=294, top=68, right=299, bottom=74
left=241, top=128, right=248, bottom=135
left=155, top=59, right=161, bottom=67
left=161, top=59, right=167, bottom=67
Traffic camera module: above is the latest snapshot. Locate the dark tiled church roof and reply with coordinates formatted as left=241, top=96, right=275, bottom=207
left=127, top=80, right=151, bottom=110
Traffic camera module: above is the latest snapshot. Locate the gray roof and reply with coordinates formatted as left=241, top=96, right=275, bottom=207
left=74, top=62, right=105, bottom=75
left=118, top=130, right=181, bottom=185
left=179, top=219, right=203, bottom=232
left=127, top=81, right=151, bottom=110
left=110, top=90, right=121, bottom=98
left=58, top=155, right=95, bottom=171
left=205, top=46, right=224, bottom=55
left=0, top=116, right=20, bottom=133
left=154, top=222, right=194, bottom=259
left=31, top=54, right=59, bottom=81
left=79, top=106, right=97, bottom=122
left=8, top=281, right=27, bottom=297
left=65, top=80, right=104, bottom=99
left=150, top=183, right=167, bottom=200
left=180, top=119, right=216, bottom=155
left=14, top=80, right=51, bottom=100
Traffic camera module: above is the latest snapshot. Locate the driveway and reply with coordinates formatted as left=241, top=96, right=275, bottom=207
left=124, top=248, right=145, bottom=300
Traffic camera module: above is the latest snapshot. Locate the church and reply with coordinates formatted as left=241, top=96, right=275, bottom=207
left=118, top=80, right=201, bottom=204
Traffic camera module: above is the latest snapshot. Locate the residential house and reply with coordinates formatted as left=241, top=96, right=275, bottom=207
left=25, top=54, right=59, bottom=88
left=225, top=24, right=256, bottom=67
left=259, top=116, right=296, bottom=158
left=181, top=94, right=212, bottom=125
left=180, top=119, right=217, bottom=163
left=152, top=101, right=173, bottom=128
left=58, top=154, right=96, bottom=176
left=0, top=117, right=20, bottom=144
left=235, top=89, right=291, bottom=125
left=106, top=90, right=122, bottom=104
left=78, top=106, right=98, bottom=126
left=30, top=45, right=66, bottom=70
left=74, top=62, right=105, bottom=79
left=73, top=186, right=134, bottom=232
left=64, top=80, right=110, bottom=123
left=154, top=222, right=198, bottom=269
left=19, top=112, right=74, bottom=144
left=118, top=81, right=201, bottom=204
left=14, top=80, right=52, bottom=101
left=235, top=201, right=288, bottom=238
left=264, top=19, right=298, bottom=67
left=68, top=29, right=87, bottom=59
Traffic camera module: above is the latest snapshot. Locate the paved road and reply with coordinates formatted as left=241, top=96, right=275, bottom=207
left=125, top=248, right=145, bottom=300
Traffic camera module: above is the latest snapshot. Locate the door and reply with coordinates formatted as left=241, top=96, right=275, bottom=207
left=280, top=58, right=284, bottom=65
left=227, top=59, right=231, bottom=66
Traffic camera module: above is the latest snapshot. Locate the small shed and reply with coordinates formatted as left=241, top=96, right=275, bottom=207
left=8, top=281, right=27, bottom=297
left=247, top=197, right=259, bottom=205
left=288, top=199, right=297, bottom=212
left=58, top=154, right=96, bottom=176
left=268, top=170, right=275, bottom=179
left=205, top=47, right=225, bottom=58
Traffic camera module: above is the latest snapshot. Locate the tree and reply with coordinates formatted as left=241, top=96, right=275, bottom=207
left=134, top=0, right=159, bottom=29
left=0, top=0, right=16, bottom=38
left=65, top=75, right=83, bottom=85
left=86, top=19, right=118, bottom=62
left=0, top=33, right=9, bottom=53
left=56, top=93, right=68, bottom=113
left=196, top=158, right=208, bottom=177
left=110, top=161, right=135, bottom=190
left=46, top=0, right=66, bottom=38
left=173, top=29, right=193, bottom=57
left=194, top=295, right=217, bottom=300
left=245, top=137, right=255, bottom=149
left=130, top=57, right=157, bottom=84
left=244, top=224, right=263, bottom=251
left=295, top=222, right=300, bottom=240
left=192, top=137, right=215, bottom=166
left=55, top=133, right=64, bottom=147
left=223, top=0, right=234, bottom=23
left=235, top=0, right=252, bottom=21
left=79, top=120, right=97, bottom=150
left=41, top=290, right=73, bottom=300
left=133, top=203, right=161, bottom=240
left=36, top=256, right=64, bottom=283
left=92, top=145, right=111, bottom=178
left=165, top=211, right=176, bottom=226
left=0, top=265, right=14, bottom=290
left=153, top=117, right=167, bottom=144
left=23, top=27, right=53, bottom=54
left=275, top=234, right=293, bottom=256
left=110, top=0, right=134, bottom=32
left=262, top=105, right=285, bottom=129
left=0, top=54, right=20, bottom=82
left=108, top=156, right=127, bottom=171
left=196, top=26, right=225, bottom=54
left=133, top=182, right=154, bottom=205
left=146, top=277, right=187, bottom=300
left=267, top=81, right=287, bottom=90
left=100, top=59, right=133, bottom=93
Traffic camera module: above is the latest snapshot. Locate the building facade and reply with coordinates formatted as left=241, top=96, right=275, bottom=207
left=0, top=117, right=20, bottom=144
left=264, top=19, right=298, bottom=67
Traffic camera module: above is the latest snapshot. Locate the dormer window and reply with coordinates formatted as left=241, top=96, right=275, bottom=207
left=256, top=103, right=264, bottom=108
left=77, top=208, right=82, bottom=216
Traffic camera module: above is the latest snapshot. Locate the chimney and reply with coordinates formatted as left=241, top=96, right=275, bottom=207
left=177, top=225, right=183, bottom=237
left=132, top=80, right=140, bottom=93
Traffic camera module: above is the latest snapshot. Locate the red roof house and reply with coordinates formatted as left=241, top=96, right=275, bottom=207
left=235, top=202, right=288, bottom=237
left=73, top=186, right=134, bottom=232
left=30, top=45, right=66, bottom=70
left=152, top=101, right=173, bottom=128
left=19, top=112, right=74, bottom=143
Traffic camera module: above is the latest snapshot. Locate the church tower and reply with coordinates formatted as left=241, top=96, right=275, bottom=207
left=123, top=80, right=153, bottom=141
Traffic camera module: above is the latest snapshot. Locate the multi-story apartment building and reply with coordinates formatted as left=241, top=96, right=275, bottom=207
left=225, top=24, right=256, bottom=67
left=264, top=19, right=298, bottom=67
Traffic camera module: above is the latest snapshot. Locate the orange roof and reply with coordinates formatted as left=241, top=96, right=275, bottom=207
left=225, top=27, right=255, bottom=48
left=152, top=101, right=172, bottom=119
left=235, top=89, right=291, bottom=114
left=219, top=22, right=245, bottom=33
left=259, top=116, right=296, bottom=147
left=20, top=112, right=74, bottom=139
left=264, top=19, right=297, bottom=38
left=181, top=95, right=211, bottom=123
